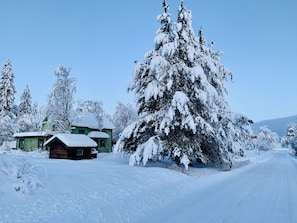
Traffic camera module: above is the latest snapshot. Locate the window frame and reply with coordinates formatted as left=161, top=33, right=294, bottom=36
left=76, top=149, right=83, bottom=156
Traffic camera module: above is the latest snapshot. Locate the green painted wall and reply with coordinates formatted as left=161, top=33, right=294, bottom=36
left=103, top=129, right=113, bottom=152
left=72, top=127, right=113, bottom=153
left=42, top=118, right=53, bottom=131
left=16, top=137, right=46, bottom=152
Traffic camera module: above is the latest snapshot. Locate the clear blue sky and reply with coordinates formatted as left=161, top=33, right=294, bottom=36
left=1, top=0, right=296, bottom=122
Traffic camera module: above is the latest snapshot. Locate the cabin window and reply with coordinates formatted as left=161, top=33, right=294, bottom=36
left=100, top=140, right=106, bottom=148
left=38, top=139, right=44, bottom=149
left=78, top=129, right=85, bottom=134
left=19, top=139, right=25, bottom=150
left=76, top=149, right=83, bottom=156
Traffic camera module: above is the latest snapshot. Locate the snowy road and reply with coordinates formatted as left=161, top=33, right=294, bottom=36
left=145, top=149, right=297, bottom=223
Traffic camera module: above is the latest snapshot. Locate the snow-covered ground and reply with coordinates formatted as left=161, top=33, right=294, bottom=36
left=0, top=148, right=296, bottom=223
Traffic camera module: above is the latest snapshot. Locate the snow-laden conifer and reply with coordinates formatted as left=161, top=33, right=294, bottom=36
left=17, top=85, right=40, bottom=132
left=116, top=0, right=253, bottom=170
left=0, top=60, right=18, bottom=144
left=0, top=59, right=16, bottom=117
left=19, top=85, right=32, bottom=115
left=115, top=1, right=233, bottom=170
left=46, top=66, right=76, bottom=133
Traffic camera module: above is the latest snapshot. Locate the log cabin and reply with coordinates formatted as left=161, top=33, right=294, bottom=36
left=45, top=133, right=98, bottom=160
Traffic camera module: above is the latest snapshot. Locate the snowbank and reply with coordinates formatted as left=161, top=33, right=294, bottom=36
left=0, top=148, right=292, bottom=223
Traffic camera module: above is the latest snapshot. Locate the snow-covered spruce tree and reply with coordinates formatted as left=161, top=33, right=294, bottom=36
left=0, top=59, right=17, bottom=117
left=46, top=66, right=76, bottom=133
left=19, top=85, right=32, bottom=115
left=17, top=85, right=39, bottom=132
left=112, top=102, right=137, bottom=142
left=115, top=0, right=235, bottom=170
left=0, top=60, right=18, bottom=144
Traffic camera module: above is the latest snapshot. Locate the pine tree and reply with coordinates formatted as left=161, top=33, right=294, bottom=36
left=19, top=85, right=32, bottom=115
left=47, top=66, right=76, bottom=133
left=115, top=0, right=231, bottom=169
left=17, top=85, right=38, bottom=132
left=0, top=59, right=18, bottom=144
left=115, top=0, right=252, bottom=170
left=0, top=59, right=16, bottom=117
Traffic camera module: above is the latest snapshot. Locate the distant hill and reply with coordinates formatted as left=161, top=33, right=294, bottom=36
left=252, top=115, right=297, bottom=136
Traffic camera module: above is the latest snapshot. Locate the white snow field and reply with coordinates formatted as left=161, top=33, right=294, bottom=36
left=0, top=148, right=297, bottom=223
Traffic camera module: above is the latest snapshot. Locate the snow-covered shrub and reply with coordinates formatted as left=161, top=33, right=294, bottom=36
left=0, top=158, right=46, bottom=196
left=255, top=126, right=280, bottom=151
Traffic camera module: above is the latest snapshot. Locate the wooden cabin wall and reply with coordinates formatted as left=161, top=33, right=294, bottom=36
left=49, top=142, right=68, bottom=159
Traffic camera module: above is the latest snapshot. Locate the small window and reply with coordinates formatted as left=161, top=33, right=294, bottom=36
left=100, top=140, right=106, bottom=148
left=19, top=139, right=25, bottom=150
left=78, top=129, right=85, bottom=134
left=38, top=139, right=44, bottom=149
left=76, top=149, right=83, bottom=156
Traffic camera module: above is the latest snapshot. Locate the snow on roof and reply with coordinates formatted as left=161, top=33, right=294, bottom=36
left=72, top=112, right=115, bottom=130
left=44, top=134, right=97, bottom=148
left=87, top=131, right=110, bottom=139
left=13, top=131, right=52, bottom=138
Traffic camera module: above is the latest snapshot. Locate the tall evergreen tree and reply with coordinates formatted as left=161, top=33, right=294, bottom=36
left=0, top=59, right=16, bottom=117
left=47, top=66, right=76, bottom=133
left=17, top=85, right=38, bottom=132
left=0, top=59, right=18, bottom=144
left=19, top=85, right=32, bottom=115
left=115, top=0, right=238, bottom=170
